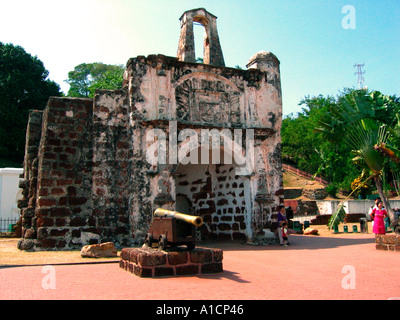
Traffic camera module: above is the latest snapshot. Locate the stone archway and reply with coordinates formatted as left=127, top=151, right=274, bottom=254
left=177, top=8, right=225, bottom=66
left=174, top=156, right=251, bottom=241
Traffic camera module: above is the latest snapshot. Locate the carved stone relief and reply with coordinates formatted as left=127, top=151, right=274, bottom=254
left=175, top=74, right=242, bottom=126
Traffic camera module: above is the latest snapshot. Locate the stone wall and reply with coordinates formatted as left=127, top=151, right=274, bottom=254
left=19, top=94, right=136, bottom=250
left=92, top=89, right=132, bottom=245
left=124, top=53, right=283, bottom=243
left=301, top=188, right=327, bottom=200
left=19, top=98, right=94, bottom=250
left=375, top=234, right=400, bottom=251
left=283, top=199, right=319, bottom=217
left=175, top=163, right=249, bottom=241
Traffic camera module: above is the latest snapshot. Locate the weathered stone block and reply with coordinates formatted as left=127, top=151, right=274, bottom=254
left=129, top=249, right=139, bottom=264
left=49, top=207, right=71, bottom=217
left=56, top=240, right=67, bottom=248
left=24, top=228, right=36, bottom=239
left=36, top=217, right=54, bottom=227
left=120, top=247, right=223, bottom=277
left=70, top=217, right=86, bottom=227
left=37, top=198, right=57, bottom=207
left=41, top=238, right=57, bottom=249
left=134, top=265, right=152, bottom=278
left=37, top=227, right=47, bottom=239
left=176, top=265, right=200, bottom=276
left=384, top=235, right=397, bottom=245
left=375, top=234, right=400, bottom=252
left=167, top=250, right=188, bottom=265
left=120, top=247, right=131, bottom=260
left=375, top=234, right=383, bottom=244
left=213, top=248, right=223, bottom=261
left=81, top=242, right=118, bottom=258
left=17, top=239, right=34, bottom=251
left=154, top=266, right=174, bottom=277
left=138, top=250, right=166, bottom=266
left=50, top=229, right=69, bottom=237
left=189, top=248, right=212, bottom=263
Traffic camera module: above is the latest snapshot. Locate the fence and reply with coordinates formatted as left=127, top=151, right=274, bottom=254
left=0, top=217, right=18, bottom=233
left=282, top=164, right=328, bottom=186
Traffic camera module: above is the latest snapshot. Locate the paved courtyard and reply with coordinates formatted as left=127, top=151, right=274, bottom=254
left=1, top=233, right=399, bottom=301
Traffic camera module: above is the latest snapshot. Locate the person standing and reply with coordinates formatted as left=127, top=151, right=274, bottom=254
left=368, top=197, right=382, bottom=229
left=371, top=200, right=388, bottom=235
left=277, top=205, right=290, bottom=246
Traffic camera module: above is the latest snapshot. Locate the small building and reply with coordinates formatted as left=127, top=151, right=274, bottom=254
left=0, top=168, right=23, bottom=232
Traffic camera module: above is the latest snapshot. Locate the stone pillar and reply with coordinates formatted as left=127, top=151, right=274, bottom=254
left=19, top=97, right=94, bottom=251
left=92, top=89, right=132, bottom=246
left=18, top=110, right=43, bottom=250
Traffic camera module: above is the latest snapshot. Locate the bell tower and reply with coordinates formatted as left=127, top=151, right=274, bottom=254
left=177, top=8, right=225, bottom=67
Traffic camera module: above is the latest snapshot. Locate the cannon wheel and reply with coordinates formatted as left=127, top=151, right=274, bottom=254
left=145, top=233, right=153, bottom=247
left=159, top=235, right=167, bottom=250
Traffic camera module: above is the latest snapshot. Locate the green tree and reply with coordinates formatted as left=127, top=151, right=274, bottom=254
left=317, top=90, right=400, bottom=228
left=0, top=42, right=61, bottom=167
left=88, top=67, right=125, bottom=97
left=282, top=93, right=360, bottom=191
left=65, top=63, right=124, bottom=98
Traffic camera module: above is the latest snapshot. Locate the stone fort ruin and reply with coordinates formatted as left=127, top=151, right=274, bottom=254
left=18, top=8, right=283, bottom=251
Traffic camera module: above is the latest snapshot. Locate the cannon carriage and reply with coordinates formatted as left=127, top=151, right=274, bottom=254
left=145, top=208, right=203, bottom=250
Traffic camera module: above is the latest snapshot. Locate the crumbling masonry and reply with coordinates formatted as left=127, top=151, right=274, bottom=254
left=18, top=8, right=283, bottom=250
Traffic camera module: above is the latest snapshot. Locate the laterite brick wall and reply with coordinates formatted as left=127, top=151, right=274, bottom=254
left=375, top=234, right=400, bottom=251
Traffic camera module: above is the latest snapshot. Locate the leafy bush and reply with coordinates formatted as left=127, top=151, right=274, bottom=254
left=325, top=183, right=339, bottom=196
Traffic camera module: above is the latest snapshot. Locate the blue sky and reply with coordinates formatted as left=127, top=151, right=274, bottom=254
left=1, top=0, right=399, bottom=116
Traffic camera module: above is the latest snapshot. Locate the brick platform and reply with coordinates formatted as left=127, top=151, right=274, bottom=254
left=375, top=234, right=400, bottom=251
left=119, top=246, right=223, bottom=277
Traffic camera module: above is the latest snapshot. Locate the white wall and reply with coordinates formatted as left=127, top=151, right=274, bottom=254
left=316, top=199, right=400, bottom=215
left=316, top=200, right=340, bottom=215
left=0, top=168, right=23, bottom=220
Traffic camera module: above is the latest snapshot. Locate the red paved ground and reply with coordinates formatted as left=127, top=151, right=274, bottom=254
left=1, top=233, right=399, bottom=300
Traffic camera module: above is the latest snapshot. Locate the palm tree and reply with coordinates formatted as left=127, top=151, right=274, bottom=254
left=318, top=90, right=399, bottom=229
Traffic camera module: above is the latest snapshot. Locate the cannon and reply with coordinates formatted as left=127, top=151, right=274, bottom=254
left=144, top=208, right=203, bottom=250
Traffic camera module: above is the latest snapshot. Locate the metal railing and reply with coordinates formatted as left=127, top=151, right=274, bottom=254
left=282, top=164, right=328, bottom=186
left=0, top=217, right=18, bottom=232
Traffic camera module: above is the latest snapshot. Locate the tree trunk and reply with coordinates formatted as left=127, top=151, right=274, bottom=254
left=374, top=175, right=396, bottom=224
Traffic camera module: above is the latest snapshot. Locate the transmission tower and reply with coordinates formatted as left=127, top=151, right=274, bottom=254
left=354, top=63, right=366, bottom=89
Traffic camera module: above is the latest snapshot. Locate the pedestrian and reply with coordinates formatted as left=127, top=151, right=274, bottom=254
left=368, top=197, right=382, bottom=228
left=277, top=205, right=290, bottom=246
left=371, top=200, right=388, bottom=235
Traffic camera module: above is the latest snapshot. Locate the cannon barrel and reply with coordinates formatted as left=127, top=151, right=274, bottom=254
left=154, top=208, right=203, bottom=227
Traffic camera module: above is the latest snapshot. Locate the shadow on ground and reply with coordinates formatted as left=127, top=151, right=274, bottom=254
left=199, top=234, right=375, bottom=252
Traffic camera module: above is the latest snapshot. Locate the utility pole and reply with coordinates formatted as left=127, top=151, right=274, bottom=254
left=354, top=63, right=366, bottom=89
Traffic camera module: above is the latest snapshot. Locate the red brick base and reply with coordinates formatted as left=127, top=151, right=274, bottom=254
left=375, top=234, right=400, bottom=251
left=119, top=246, right=223, bottom=277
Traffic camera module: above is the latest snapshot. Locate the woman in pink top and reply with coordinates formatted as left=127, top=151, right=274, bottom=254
left=371, top=201, right=388, bottom=235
